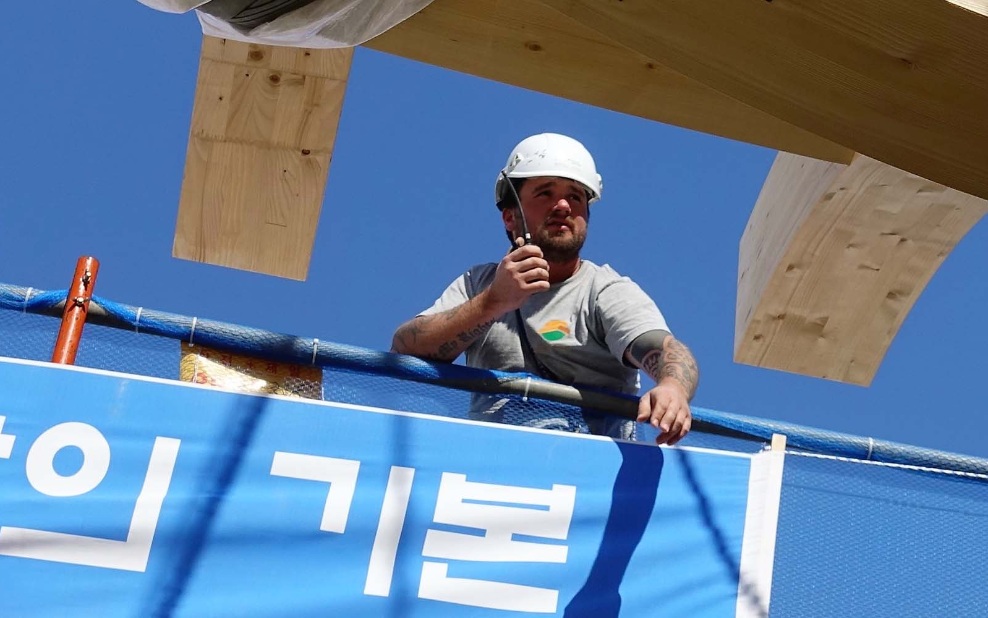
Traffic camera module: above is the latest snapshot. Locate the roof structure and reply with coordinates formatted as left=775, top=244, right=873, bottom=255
left=165, top=0, right=988, bottom=384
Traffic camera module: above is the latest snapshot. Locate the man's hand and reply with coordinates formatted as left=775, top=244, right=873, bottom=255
left=637, top=378, right=692, bottom=445
left=484, top=241, right=550, bottom=314
left=624, top=332, right=698, bottom=445
left=391, top=239, right=550, bottom=363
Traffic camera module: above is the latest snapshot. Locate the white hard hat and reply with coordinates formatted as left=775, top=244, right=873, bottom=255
left=495, top=133, right=603, bottom=207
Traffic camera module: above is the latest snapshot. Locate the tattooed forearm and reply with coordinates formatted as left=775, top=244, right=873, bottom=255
left=391, top=314, right=437, bottom=354
left=392, top=287, right=512, bottom=361
left=640, top=350, right=663, bottom=380
left=436, top=338, right=459, bottom=359
left=458, top=317, right=496, bottom=344
left=431, top=317, right=497, bottom=360
left=391, top=309, right=498, bottom=362
left=631, top=335, right=699, bottom=400
left=657, top=339, right=699, bottom=400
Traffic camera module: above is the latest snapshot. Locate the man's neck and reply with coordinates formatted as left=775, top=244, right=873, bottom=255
left=547, top=257, right=581, bottom=284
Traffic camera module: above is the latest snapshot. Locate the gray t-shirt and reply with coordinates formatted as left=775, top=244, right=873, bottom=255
left=421, top=259, right=670, bottom=396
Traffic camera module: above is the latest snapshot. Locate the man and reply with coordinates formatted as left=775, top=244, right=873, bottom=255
left=391, top=133, right=698, bottom=444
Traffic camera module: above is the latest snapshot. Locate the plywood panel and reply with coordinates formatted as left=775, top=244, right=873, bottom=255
left=736, top=153, right=988, bottom=385
left=364, top=0, right=852, bottom=163
left=539, top=0, right=988, bottom=200
left=174, top=37, right=351, bottom=280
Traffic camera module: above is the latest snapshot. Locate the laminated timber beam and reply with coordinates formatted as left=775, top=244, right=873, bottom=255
left=173, top=37, right=351, bottom=280
left=363, top=0, right=853, bottom=163
left=736, top=153, right=988, bottom=385
left=537, top=0, right=988, bottom=201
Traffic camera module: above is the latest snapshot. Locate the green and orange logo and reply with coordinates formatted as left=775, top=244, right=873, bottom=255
left=538, top=320, right=570, bottom=342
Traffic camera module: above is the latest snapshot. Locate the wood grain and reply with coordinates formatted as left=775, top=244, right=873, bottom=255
left=540, top=0, right=988, bottom=200
left=174, top=37, right=351, bottom=280
left=736, top=152, right=987, bottom=385
left=364, top=0, right=852, bottom=162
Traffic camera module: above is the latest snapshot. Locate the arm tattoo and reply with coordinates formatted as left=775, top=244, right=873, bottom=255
left=656, top=339, right=699, bottom=400
left=392, top=311, right=497, bottom=362
left=630, top=332, right=699, bottom=400
left=458, top=317, right=497, bottom=344
left=433, top=317, right=497, bottom=360
left=436, top=338, right=459, bottom=359
left=641, top=350, right=664, bottom=380
left=391, top=315, right=432, bottom=354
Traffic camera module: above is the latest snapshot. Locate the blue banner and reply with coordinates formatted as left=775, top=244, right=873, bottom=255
left=0, top=358, right=759, bottom=616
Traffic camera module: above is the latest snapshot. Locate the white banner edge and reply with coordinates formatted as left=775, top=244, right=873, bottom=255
left=735, top=445, right=785, bottom=618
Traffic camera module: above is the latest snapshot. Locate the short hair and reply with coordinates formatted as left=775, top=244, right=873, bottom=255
left=499, top=178, right=526, bottom=245
left=496, top=178, right=527, bottom=211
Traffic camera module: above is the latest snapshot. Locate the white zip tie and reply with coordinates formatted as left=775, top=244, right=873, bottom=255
left=134, top=307, right=143, bottom=333
left=522, top=376, right=532, bottom=402
left=311, top=338, right=319, bottom=365
left=189, top=317, right=198, bottom=347
left=866, top=437, right=875, bottom=460
left=22, top=287, right=34, bottom=313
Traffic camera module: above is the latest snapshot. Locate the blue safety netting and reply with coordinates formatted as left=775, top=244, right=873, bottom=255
left=5, top=281, right=988, bottom=618
left=3, top=282, right=987, bottom=474
left=773, top=452, right=988, bottom=617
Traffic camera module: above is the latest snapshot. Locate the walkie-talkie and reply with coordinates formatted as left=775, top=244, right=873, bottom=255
left=500, top=170, right=532, bottom=248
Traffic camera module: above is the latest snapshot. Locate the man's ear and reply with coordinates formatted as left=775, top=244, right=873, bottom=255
left=501, top=206, right=515, bottom=234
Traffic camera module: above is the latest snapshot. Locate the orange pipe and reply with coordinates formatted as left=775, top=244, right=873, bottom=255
left=51, top=256, right=100, bottom=365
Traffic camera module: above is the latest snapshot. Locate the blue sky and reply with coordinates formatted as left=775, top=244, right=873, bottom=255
left=1, top=3, right=985, bottom=457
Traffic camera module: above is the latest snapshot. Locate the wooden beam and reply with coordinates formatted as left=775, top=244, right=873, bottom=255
left=539, top=0, right=988, bottom=200
left=948, top=1, right=988, bottom=18
left=736, top=153, right=988, bottom=385
left=364, top=0, right=852, bottom=163
left=173, top=37, right=351, bottom=280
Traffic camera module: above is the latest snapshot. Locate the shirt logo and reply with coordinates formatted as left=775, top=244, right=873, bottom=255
left=538, top=320, right=571, bottom=342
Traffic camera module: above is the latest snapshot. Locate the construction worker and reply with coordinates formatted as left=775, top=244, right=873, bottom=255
left=391, top=133, right=697, bottom=444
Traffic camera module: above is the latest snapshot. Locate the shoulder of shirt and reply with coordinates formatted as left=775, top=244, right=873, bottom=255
left=464, top=262, right=498, bottom=276
left=581, top=260, right=629, bottom=282
left=581, top=261, right=649, bottom=304
left=460, top=263, right=499, bottom=285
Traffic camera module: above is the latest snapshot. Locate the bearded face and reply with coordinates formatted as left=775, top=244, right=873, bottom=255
left=534, top=216, right=587, bottom=262
left=505, top=176, right=591, bottom=263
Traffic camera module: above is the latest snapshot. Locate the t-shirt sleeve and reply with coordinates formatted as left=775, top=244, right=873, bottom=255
left=418, top=275, right=469, bottom=317
left=594, top=275, right=671, bottom=364
left=417, top=264, right=495, bottom=317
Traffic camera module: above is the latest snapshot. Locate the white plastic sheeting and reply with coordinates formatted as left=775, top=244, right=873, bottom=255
left=137, top=0, right=433, bottom=48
